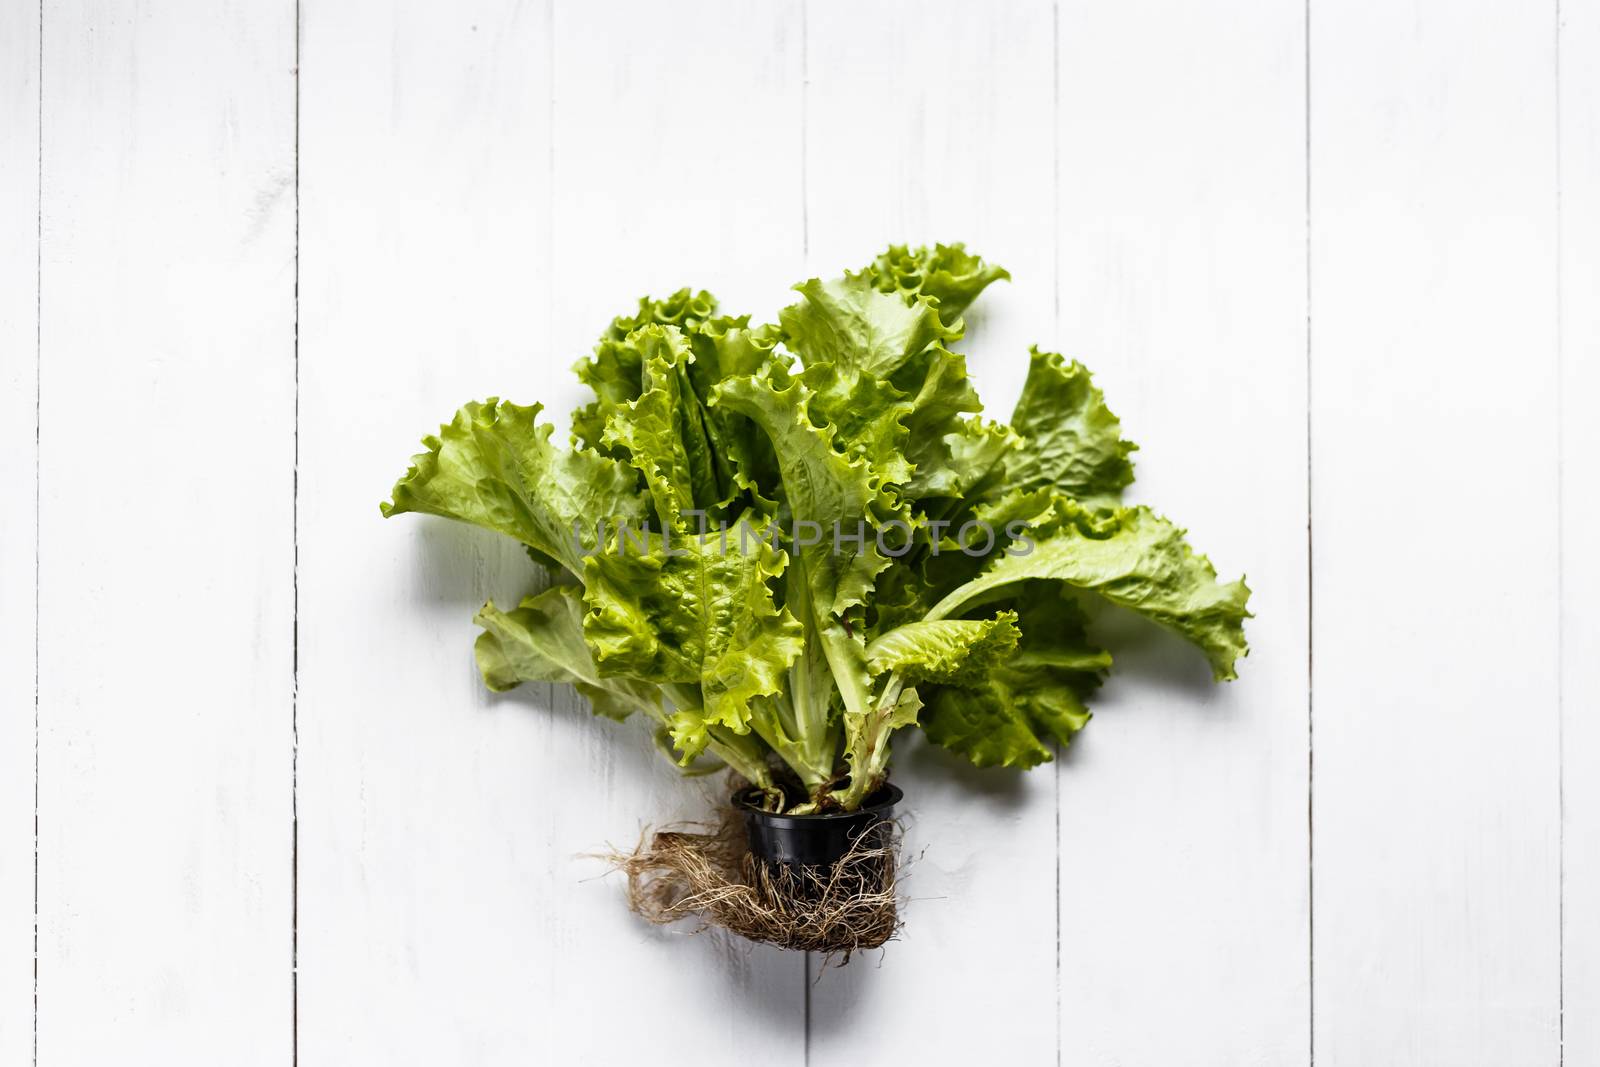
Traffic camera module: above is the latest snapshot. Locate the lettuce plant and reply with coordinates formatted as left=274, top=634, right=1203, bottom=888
left=384, top=244, right=1249, bottom=813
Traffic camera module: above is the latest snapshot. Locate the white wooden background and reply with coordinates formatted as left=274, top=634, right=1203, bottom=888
left=1, top=0, right=1595, bottom=1063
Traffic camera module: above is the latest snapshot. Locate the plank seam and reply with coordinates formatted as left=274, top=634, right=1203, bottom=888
left=1555, top=0, right=1566, bottom=1061
left=800, top=0, right=809, bottom=267
left=1304, top=0, right=1316, bottom=1062
left=33, top=0, right=43, bottom=1063
left=292, top=0, right=303, bottom=1061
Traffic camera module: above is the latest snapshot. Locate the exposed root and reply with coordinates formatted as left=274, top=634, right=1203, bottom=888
left=612, top=809, right=902, bottom=963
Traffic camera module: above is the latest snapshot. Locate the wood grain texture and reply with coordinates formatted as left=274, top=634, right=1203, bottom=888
left=34, top=1, right=297, bottom=1062
left=1310, top=0, right=1562, bottom=1062
left=1562, top=0, right=1600, bottom=1058
left=295, top=1, right=571, bottom=1062
left=1054, top=3, right=1311, bottom=1064
left=801, top=1, right=1060, bottom=1061
left=0, top=1, right=40, bottom=1062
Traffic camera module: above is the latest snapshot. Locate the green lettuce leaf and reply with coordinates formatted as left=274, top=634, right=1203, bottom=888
left=604, top=288, right=722, bottom=341
left=862, top=242, right=1011, bottom=324
left=580, top=524, right=804, bottom=734
left=713, top=366, right=899, bottom=749
left=711, top=371, right=895, bottom=621
left=684, top=321, right=788, bottom=510
left=475, top=587, right=775, bottom=780
left=599, top=325, right=722, bottom=527
left=920, top=589, right=1107, bottom=768
left=930, top=496, right=1250, bottom=681
left=801, top=362, right=916, bottom=490
left=865, top=612, right=1020, bottom=685
left=1001, top=348, right=1138, bottom=507
left=777, top=273, right=955, bottom=496
left=381, top=399, right=648, bottom=575
left=474, top=586, right=661, bottom=721
left=778, top=274, right=1008, bottom=505
left=894, top=346, right=1018, bottom=500
left=571, top=288, right=738, bottom=456
left=922, top=669, right=1092, bottom=769
left=571, top=336, right=644, bottom=457
left=779, top=272, right=960, bottom=379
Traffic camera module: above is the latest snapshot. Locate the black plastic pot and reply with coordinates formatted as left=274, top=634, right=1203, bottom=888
left=735, top=783, right=903, bottom=868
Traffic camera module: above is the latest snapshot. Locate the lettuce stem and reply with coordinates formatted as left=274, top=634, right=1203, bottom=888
left=704, top=725, right=772, bottom=788
left=833, top=672, right=905, bottom=809
left=748, top=697, right=829, bottom=791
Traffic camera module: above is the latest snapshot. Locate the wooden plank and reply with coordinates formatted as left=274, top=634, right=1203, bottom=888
left=544, top=0, right=807, bottom=1054
left=297, top=1, right=806, bottom=1060
left=0, top=0, right=40, bottom=1062
left=802, top=2, right=1060, bottom=1061
left=33, top=1, right=297, bottom=1062
left=295, top=1, right=567, bottom=1061
left=1310, top=1, right=1561, bottom=1062
left=1561, top=0, right=1600, bottom=1058
left=1054, top=3, right=1310, bottom=1064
